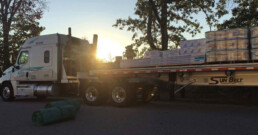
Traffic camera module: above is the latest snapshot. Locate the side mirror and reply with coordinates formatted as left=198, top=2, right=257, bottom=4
left=12, top=65, right=20, bottom=72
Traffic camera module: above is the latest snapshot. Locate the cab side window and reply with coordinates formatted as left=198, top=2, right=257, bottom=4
left=18, top=51, right=29, bottom=65
left=44, top=50, right=50, bottom=63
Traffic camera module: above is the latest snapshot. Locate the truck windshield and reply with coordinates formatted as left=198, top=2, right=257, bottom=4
left=18, top=51, right=29, bottom=64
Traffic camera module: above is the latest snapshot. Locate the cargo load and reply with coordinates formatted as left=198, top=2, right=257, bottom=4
left=205, top=27, right=250, bottom=63
left=120, top=27, right=258, bottom=68
left=251, top=26, right=258, bottom=61
left=120, top=39, right=206, bottom=68
left=251, top=26, right=258, bottom=38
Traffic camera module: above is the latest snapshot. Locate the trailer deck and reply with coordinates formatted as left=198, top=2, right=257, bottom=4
left=91, top=63, right=258, bottom=75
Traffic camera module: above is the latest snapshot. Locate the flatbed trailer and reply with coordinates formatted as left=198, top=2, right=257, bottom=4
left=90, top=63, right=258, bottom=86
left=79, top=62, right=258, bottom=106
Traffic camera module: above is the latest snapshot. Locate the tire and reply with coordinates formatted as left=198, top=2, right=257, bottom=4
left=141, top=86, right=157, bottom=103
left=0, top=83, right=15, bottom=101
left=110, top=83, right=136, bottom=107
left=82, top=83, right=106, bottom=106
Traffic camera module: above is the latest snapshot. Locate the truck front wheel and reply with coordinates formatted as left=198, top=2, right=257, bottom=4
left=111, top=83, right=136, bottom=107
left=1, top=83, right=14, bottom=101
left=82, top=83, right=106, bottom=106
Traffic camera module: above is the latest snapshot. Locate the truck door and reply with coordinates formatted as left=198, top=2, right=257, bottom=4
left=14, top=49, right=30, bottom=81
left=28, top=47, right=53, bottom=81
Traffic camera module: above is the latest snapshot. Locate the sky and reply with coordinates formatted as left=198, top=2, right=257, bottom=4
left=39, top=0, right=221, bottom=61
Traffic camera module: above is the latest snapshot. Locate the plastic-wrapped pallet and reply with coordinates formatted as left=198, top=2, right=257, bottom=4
left=206, top=41, right=216, bottom=52
left=238, top=39, right=249, bottom=49
left=250, top=26, right=258, bottom=61
left=206, top=52, right=216, bottom=63
left=120, top=58, right=151, bottom=68
left=162, top=49, right=180, bottom=58
left=138, top=58, right=151, bottom=67
left=180, top=48, right=193, bottom=55
left=192, top=46, right=206, bottom=54
left=163, top=55, right=191, bottom=65
left=120, top=59, right=133, bottom=68
left=238, top=49, right=249, bottom=61
left=198, top=39, right=207, bottom=47
left=227, top=28, right=249, bottom=39
left=205, top=31, right=223, bottom=63
left=150, top=57, right=163, bottom=66
left=227, top=50, right=238, bottom=61
left=190, top=55, right=205, bottom=64
left=216, top=30, right=227, bottom=40
left=216, top=51, right=227, bottom=62
left=144, top=50, right=162, bottom=58
left=206, top=27, right=250, bottom=62
left=178, top=55, right=192, bottom=64
left=163, top=57, right=176, bottom=65
left=180, top=38, right=206, bottom=48
left=205, top=31, right=216, bottom=42
left=251, top=26, right=258, bottom=49
left=252, top=49, right=258, bottom=60
left=227, top=40, right=238, bottom=50
left=180, top=42, right=206, bottom=55
left=180, top=40, right=194, bottom=48
left=216, top=40, right=227, bottom=50
left=251, top=26, right=258, bottom=38
left=251, top=38, right=258, bottom=48
left=178, top=38, right=207, bottom=65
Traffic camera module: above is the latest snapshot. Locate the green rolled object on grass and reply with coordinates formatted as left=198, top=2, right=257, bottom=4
left=32, top=107, right=62, bottom=126
left=32, top=105, right=77, bottom=126
left=65, top=99, right=81, bottom=111
left=58, top=105, right=77, bottom=119
left=45, top=99, right=81, bottom=111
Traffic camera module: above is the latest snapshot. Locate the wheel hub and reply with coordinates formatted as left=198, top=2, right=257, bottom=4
left=112, top=87, right=126, bottom=103
left=2, top=87, right=11, bottom=99
left=85, top=87, right=98, bottom=102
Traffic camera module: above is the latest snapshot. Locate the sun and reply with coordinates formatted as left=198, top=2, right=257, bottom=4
left=97, top=37, right=124, bottom=62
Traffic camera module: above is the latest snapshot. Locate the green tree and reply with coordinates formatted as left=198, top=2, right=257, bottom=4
left=216, top=0, right=258, bottom=29
left=123, top=45, right=137, bottom=59
left=10, top=13, right=45, bottom=63
left=114, top=0, right=214, bottom=56
left=0, top=0, right=46, bottom=70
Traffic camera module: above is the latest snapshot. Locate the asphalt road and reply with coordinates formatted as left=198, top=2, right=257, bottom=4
left=1, top=98, right=258, bottom=135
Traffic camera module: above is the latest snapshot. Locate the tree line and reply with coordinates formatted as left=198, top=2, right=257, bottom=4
left=114, top=0, right=258, bottom=59
left=0, top=0, right=46, bottom=74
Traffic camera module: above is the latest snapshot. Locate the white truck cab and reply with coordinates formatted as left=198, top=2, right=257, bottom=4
left=0, top=33, right=97, bottom=101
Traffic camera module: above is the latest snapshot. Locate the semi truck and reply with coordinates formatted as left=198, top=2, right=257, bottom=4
left=1, top=30, right=258, bottom=107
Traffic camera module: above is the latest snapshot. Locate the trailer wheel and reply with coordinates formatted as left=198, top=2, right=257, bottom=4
left=141, top=86, right=157, bottom=103
left=111, top=83, right=136, bottom=107
left=82, top=83, right=106, bottom=106
left=0, top=83, right=14, bottom=101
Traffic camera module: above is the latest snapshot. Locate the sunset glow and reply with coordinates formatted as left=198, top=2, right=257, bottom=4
left=96, top=37, right=124, bottom=62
